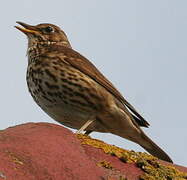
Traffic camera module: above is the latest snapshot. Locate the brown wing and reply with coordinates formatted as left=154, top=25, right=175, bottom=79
left=50, top=45, right=149, bottom=127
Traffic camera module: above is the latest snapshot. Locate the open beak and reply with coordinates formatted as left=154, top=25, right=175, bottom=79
left=15, top=21, right=38, bottom=35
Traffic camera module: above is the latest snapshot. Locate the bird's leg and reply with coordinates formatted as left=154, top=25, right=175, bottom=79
left=85, top=130, right=93, bottom=135
left=76, top=118, right=94, bottom=134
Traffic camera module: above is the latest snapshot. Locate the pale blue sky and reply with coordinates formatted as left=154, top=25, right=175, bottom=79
left=0, top=0, right=186, bottom=166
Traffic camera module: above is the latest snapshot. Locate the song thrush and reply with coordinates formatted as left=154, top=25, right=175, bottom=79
left=15, top=22, right=172, bottom=163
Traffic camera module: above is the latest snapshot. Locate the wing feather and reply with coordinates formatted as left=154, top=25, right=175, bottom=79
left=49, top=45, right=149, bottom=127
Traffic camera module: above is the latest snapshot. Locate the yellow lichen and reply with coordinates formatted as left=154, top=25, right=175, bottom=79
left=5, top=150, right=24, bottom=165
left=77, top=134, right=156, bottom=163
left=139, top=161, right=187, bottom=180
left=119, top=177, right=128, bottom=180
left=97, top=160, right=113, bottom=169
left=12, top=156, right=24, bottom=165
left=77, top=134, right=187, bottom=180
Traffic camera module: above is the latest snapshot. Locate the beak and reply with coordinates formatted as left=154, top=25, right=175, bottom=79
left=15, top=21, right=38, bottom=35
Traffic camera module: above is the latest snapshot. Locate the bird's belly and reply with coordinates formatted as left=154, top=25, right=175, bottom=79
left=28, top=83, right=97, bottom=129
left=39, top=102, right=92, bottom=129
left=27, top=63, right=107, bottom=129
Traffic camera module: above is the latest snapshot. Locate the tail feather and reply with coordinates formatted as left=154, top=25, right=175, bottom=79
left=139, top=132, right=173, bottom=163
left=105, top=104, right=173, bottom=163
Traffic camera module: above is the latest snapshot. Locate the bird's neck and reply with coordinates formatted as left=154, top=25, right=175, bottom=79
left=27, top=41, right=71, bottom=64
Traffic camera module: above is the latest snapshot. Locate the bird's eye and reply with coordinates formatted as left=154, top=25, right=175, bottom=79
left=43, top=26, right=54, bottom=33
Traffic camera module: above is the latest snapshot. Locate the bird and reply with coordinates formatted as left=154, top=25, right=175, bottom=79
left=15, top=21, right=173, bottom=163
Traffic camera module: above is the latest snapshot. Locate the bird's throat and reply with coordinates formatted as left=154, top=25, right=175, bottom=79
left=27, top=40, right=72, bottom=64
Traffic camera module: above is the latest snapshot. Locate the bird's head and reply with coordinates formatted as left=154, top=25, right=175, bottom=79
left=15, top=22, right=71, bottom=48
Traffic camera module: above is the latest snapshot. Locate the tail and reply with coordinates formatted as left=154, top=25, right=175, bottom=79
left=137, top=131, right=173, bottom=163
left=103, top=104, right=173, bottom=163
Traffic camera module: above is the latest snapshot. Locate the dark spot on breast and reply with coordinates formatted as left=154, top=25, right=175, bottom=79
left=79, top=78, right=91, bottom=85
left=67, top=76, right=79, bottom=82
left=63, top=100, right=69, bottom=105
left=67, top=72, right=77, bottom=78
left=62, top=84, right=73, bottom=92
left=52, top=61, right=59, bottom=65
left=37, top=84, right=46, bottom=95
left=60, top=72, right=65, bottom=77
left=38, top=79, right=42, bottom=83
left=73, top=91, right=97, bottom=110
left=41, top=95, right=53, bottom=103
left=64, top=57, right=69, bottom=61
left=60, top=78, right=68, bottom=83
left=44, top=69, right=57, bottom=82
left=62, top=89, right=74, bottom=97
left=35, top=60, right=49, bottom=67
left=33, top=59, right=43, bottom=66
left=54, top=92, right=63, bottom=98
left=74, top=91, right=87, bottom=99
left=32, top=89, right=38, bottom=95
left=56, top=58, right=63, bottom=65
left=70, top=99, right=87, bottom=107
left=68, top=77, right=73, bottom=80
left=47, top=91, right=54, bottom=97
left=88, top=92, right=101, bottom=100
left=52, top=66, right=58, bottom=70
left=60, top=78, right=82, bottom=88
left=45, top=81, right=59, bottom=89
